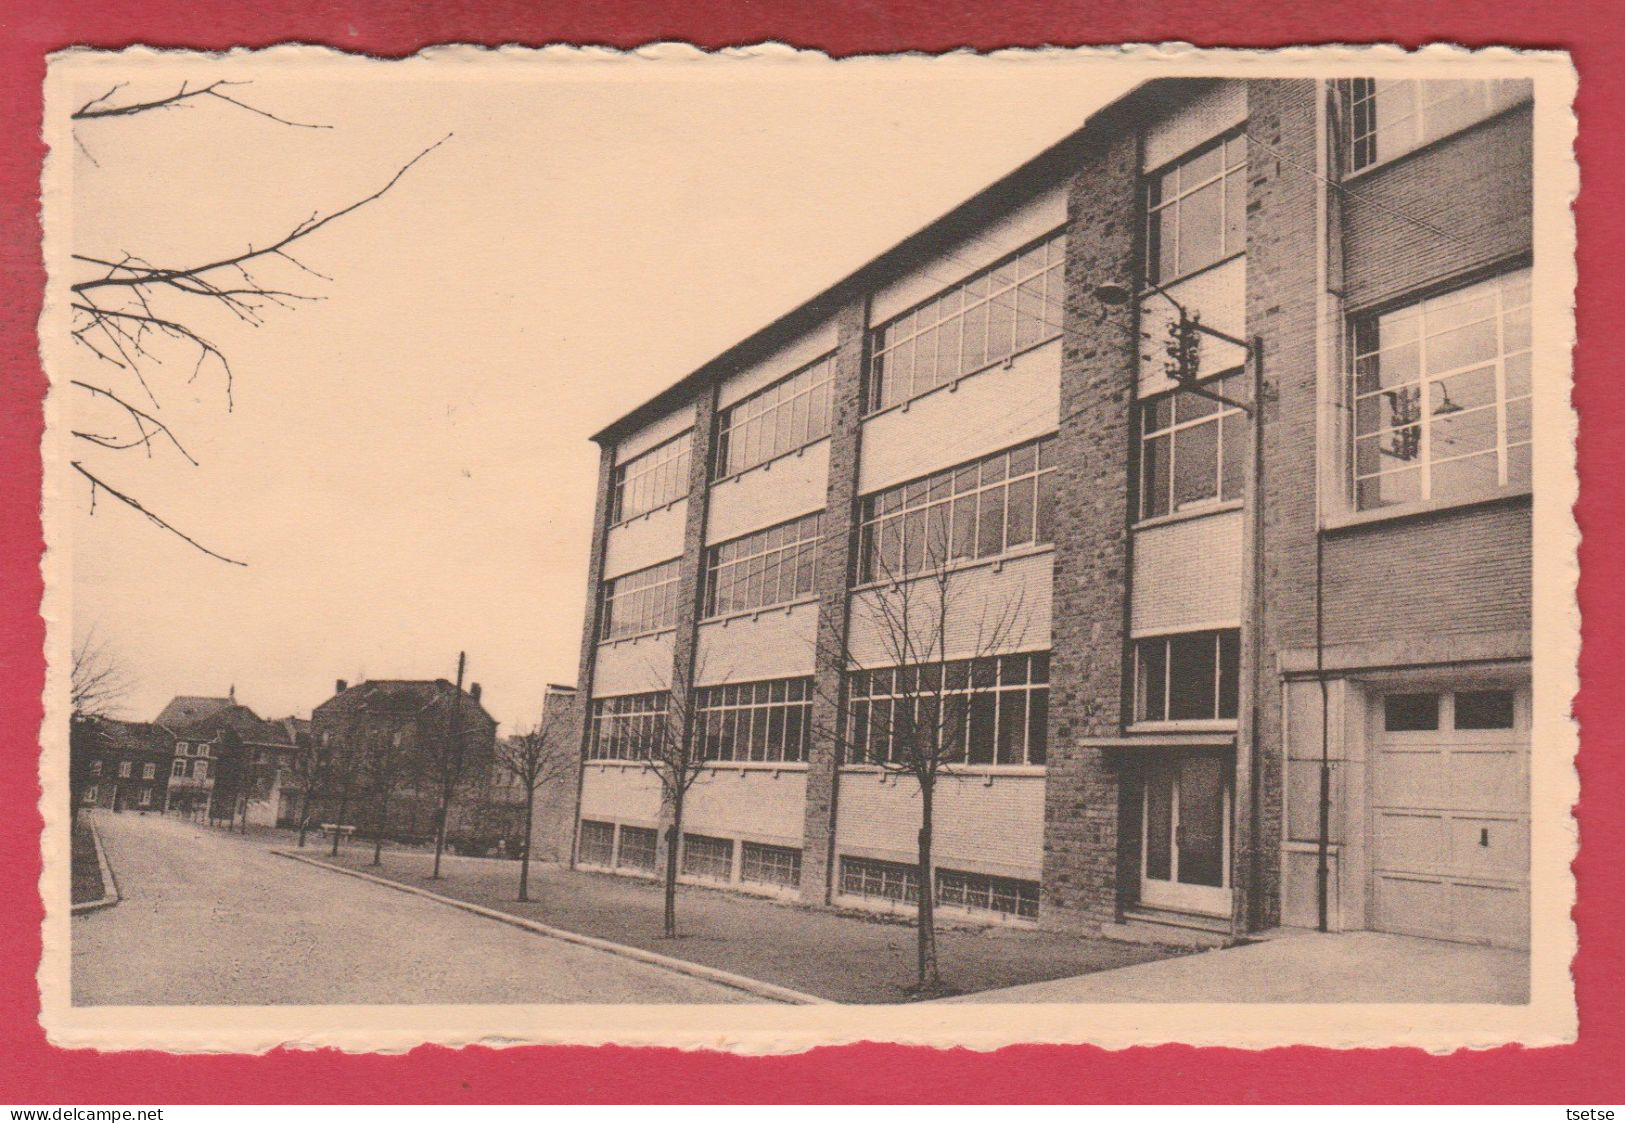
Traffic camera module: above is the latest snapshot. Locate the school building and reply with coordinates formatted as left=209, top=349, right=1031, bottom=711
left=557, top=76, right=1535, bottom=948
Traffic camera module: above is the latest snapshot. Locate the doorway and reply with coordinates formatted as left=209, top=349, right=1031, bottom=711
left=1140, top=751, right=1232, bottom=915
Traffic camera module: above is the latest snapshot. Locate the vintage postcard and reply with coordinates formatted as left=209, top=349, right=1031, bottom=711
left=35, top=43, right=1579, bottom=1053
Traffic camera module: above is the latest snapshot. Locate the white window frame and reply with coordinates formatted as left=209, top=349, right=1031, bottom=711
left=1145, top=130, right=1248, bottom=286
left=1345, top=78, right=1533, bottom=175
left=1349, top=268, right=1531, bottom=513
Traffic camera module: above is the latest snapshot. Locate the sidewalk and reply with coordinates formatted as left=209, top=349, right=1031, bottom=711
left=297, top=844, right=1184, bottom=1003
left=944, top=929, right=1530, bottom=1004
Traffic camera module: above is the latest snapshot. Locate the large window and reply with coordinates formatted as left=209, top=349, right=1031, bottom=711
left=681, top=834, right=734, bottom=882
left=578, top=820, right=615, bottom=866
left=848, top=652, right=1049, bottom=767
left=868, top=230, right=1065, bottom=412
left=118, top=761, right=132, bottom=778
left=703, top=512, right=822, bottom=618
left=1146, top=132, right=1247, bottom=284
left=598, top=559, right=682, bottom=641
left=740, top=842, right=802, bottom=889
left=586, top=693, right=670, bottom=761
left=1134, top=630, right=1240, bottom=724
left=1350, top=269, right=1531, bottom=511
left=715, top=354, right=835, bottom=478
left=611, top=431, right=692, bottom=523
left=143, top=763, right=156, bottom=780
left=616, top=825, right=659, bottom=872
left=859, top=436, right=1057, bottom=582
left=170, top=759, right=185, bottom=778
left=1138, top=374, right=1248, bottom=519
left=1346, top=79, right=1533, bottom=173
left=695, top=677, right=813, bottom=764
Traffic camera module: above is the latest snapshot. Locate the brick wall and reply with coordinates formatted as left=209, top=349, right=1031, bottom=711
left=568, top=443, right=619, bottom=865
left=1341, top=103, right=1533, bottom=312
left=1039, top=122, right=1141, bottom=929
left=800, top=296, right=870, bottom=905
left=1247, top=78, right=1323, bottom=929
left=1323, top=500, right=1532, bottom=648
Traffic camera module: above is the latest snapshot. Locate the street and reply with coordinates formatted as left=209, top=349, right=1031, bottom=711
left=71, top=811, right=753, bottom=1005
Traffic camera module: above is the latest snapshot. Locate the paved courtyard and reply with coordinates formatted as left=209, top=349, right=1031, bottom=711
left=71, top=811, right=753, bottom=1005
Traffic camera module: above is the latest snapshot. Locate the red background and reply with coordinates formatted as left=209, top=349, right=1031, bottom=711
left=1, top=1, right=1618, bottom=1104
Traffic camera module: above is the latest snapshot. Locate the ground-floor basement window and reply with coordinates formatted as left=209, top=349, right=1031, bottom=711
left=681, top=833, right=734, bottom=881
left=936, top=869, right=1040, bottom=919
left=740, top=842, right=802, bottom=888
left=616, top=825, right=659, bottom=872
left=839, top=856, right=921, bottom=904
left=578, top=820, right=615, bottom=866
left=839, top=856, right=1040, bottom=919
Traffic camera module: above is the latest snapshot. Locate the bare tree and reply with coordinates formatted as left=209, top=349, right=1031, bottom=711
left=67, top=79, right=448, bottom=563
left=812, top=524, right=1030, bottom=997
left=494, top=704, right=577, bottom=903
left=422, top=656, right=477, bottom=880
left=71, top=626, right=132, bottom=719
left=326, top=741, right=359, bottom=859
left=359, top=727, right=417, bottom=866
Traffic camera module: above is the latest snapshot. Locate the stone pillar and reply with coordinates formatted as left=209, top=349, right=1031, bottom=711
left=1245, top=79, right=1323, bottom=929
left=564, top=442, right=619, bottom=868
left=662, top=391, right=720, bottom=868
left=1039, top=122, right=1142, bottom=930
left=799, top=296, right=870, bottom=905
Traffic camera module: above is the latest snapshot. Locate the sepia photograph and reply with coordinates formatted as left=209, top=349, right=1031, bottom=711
left=33, top=43, right=1578, bottom=1054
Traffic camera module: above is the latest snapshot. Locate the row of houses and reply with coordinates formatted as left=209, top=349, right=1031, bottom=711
left=546, top=76, right=1538, bottom=950
left=69, top=677, right=559, bottom=855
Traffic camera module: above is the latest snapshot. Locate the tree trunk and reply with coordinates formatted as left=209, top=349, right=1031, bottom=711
left=372, top=791, right=389, bottom=865
left=296, top=786, right=311, bottom=849
left=662, top=794, right=684, bottom=938
left=432, top=797, right=450, bottom=879
left=330, top=783, right=349, bottom=858
left=518, top=787, right=535, bottom=903
left=915, top=778, right=940, bottom=995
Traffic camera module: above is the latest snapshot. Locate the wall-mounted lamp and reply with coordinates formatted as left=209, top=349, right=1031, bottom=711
left=1094, top=279, right=1257, bottom=415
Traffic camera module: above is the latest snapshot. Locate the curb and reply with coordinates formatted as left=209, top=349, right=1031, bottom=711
left=273, top=850, right=831, bottom=1005
left=71, top=815, right=121, bottom=915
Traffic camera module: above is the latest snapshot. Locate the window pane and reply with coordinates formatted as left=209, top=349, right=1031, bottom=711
left=1141, top=432, right=1171, bottom=519
left=1027, top=689, right=1048, bottom=765
left=1224, top=166, right=1246, bottom=254
left=1220, top=411, right=1247, bottom=501
left=1384, top=693, right=1440, bottom=731
left=1005, top=475, right=1036, bottom=547
left=1430, top=450, right=1499, bottom=498
left=977, top=487, right=1006, bottom=557
left=1176, top=180, right=1224, bottom=276
left=968, top=694, right=996, bottom=765
left=1035, top=471, right=1058, bottom=543
left=1173, top=419, right=1219, bottom=509
left=1168, top=632, right=1219, bottom=720
left=996, top=691, right=1028, bottom=765
left=1137, top=639, right=1168, bottom=723
left=1455, top=690, right=1515, bottom=730
left=1217, top=630, right=1240, bottom=719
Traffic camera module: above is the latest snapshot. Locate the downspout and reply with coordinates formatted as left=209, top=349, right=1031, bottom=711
left=1314, top=79, right=1335, bottom=933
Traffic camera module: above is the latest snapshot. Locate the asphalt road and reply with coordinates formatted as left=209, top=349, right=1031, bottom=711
left=72, top=811, right=752, bottom=1006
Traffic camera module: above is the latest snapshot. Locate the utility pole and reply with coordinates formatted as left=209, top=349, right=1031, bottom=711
left=431, top=651, right=466, bottom=880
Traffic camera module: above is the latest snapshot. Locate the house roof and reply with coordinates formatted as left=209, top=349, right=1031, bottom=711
left=312, top=679, right=495, bottom=727
left=589, top=77, right=1211, bottom=446
left=154, top=695, right=293, bottom=744
left=76, top=716, right=170, bottom=756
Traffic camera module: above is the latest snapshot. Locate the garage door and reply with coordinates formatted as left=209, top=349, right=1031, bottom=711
left=1370, top=687, right=1529, bottom=949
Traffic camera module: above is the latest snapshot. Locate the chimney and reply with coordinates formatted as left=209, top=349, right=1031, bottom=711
left=469, top=683, right=482, bottom=703
left=335, top=679, right=348, bottom=695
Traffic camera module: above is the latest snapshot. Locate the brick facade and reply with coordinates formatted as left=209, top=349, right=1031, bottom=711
left=800, top=297, right=869, bottom=905
left=565, top=77, right=1540, bottom=944
left=1039, top=122, right=1141, bottom=927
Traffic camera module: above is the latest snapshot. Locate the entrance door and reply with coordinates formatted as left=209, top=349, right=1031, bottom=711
left=1141, top=753, right=1232, bottom=915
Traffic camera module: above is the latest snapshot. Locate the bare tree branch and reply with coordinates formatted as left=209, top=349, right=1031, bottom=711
left=71, top=461, right=246, bottom=565
left=72, top=80, right=332, bottom=130
left=71, top=624, right=134, bottom=719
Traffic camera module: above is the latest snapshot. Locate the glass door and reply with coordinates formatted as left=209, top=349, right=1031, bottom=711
left=1141, top=752, right=1233, bottom=915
